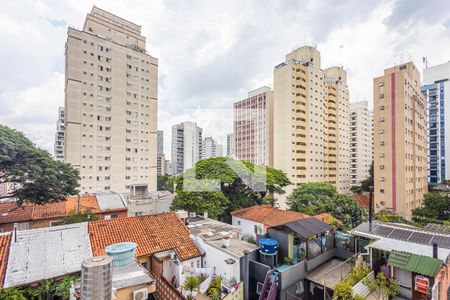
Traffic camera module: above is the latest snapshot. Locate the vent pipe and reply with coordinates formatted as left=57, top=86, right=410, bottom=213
left=433, top=243, right=438, bottom=259
left=369, top=186, right=374, bottom=228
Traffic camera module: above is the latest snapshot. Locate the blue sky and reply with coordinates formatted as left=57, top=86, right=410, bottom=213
left=0, top=0, right=449, bottom=159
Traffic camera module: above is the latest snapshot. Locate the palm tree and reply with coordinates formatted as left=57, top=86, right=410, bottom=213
left=182, top=275, right=200, bottom=296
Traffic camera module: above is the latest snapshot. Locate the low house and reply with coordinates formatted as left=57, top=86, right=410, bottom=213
left=352, top=221, right=450, bottom=299
left=0, top=233, right=11, bottom=288
left=243, top=217, right=354, bottom=300
left=0, top=195, right=128, bottom=232
left=231, top=205, right=310, bottom=239
left=187, top=216, right=260, bottom=299
left=88, top=212, right=203, bottom=300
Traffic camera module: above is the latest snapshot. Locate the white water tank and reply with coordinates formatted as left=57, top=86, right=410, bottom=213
left=81, top=256, right=113, bottom=300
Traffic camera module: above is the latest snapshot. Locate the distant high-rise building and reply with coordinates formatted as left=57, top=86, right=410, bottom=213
left=64, top=7, right=158, bottom=193
left=156, top=130, right=165, bottom=176
left=422, top=61, right=450, bottom=184
left=234, top=87, right=273, bottom=166
left=226, top=133, right=235, bottom=157
left=374, top=62, right=427, bottom=215
left=273, top=46, right=350, bottom=194
left=157, top=130, right=164, bottom=154
left=171, top=121, right=202, bottom=174
left=201, top=137, right=223, bottom=159
left=349, top=101, right=373, bottom=187
left=54, top=107, right=65, bottom=162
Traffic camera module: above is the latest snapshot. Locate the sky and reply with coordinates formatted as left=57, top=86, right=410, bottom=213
left=0, top=0, right=450, bottom=160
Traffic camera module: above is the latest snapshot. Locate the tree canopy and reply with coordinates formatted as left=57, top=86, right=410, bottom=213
left=172, top=157, right=291, bottom=220
left=0, top=125, right=79, bottom=205
left=351, top=161, right=374, bottom=194
left=412, top=192, right=450, bottom=222
left=287, top=182, right=364, bottom=227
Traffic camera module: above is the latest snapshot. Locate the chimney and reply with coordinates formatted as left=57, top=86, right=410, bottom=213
left=433, top=243, right=438, bottom=259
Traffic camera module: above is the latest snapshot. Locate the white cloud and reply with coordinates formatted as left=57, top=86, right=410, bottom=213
left=1, top=0, right=450, bottom=159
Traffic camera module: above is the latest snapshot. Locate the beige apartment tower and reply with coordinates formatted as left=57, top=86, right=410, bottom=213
left=64, top=7, right=158, bottom=193
left=373, top=62, right=427, bottom=215
left=349, top=101, right=373, bottom=187
left=273, top=46, right=350, bottom=194
left=234, top=86, right=273, bottom=166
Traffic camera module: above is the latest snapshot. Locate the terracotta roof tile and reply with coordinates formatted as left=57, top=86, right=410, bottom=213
left=353, top=194, right=370, bottom=209
left=0, top=233, right=11, bottom=288
left=66, top=196, right=100, bottom=214
left=0, top=202, right=33, bottom=224
left=231, top=205, right=310, bottom=226
left=31, top=202, right=66, bottom=220
left=88, top=212, right=202, bottom=261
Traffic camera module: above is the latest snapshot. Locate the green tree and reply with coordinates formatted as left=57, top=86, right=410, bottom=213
left=287, top=183, right=363, bottom=226
left=174, top=157, right=290, bottom=220
left=0, top=288, right=26, bottom=300
left=61, top=208, right=99, bottom=225
left=412, top=192, right=450, bottom=222
left=0, top=125, right=79, bottom=205
left=171, top=189, right=229, bottom=219
left=351, top=161, right=374, bottom=194
left=157, top=174, right=170, bottom=191
left=287, top=183, right=338, bottom=215
left=362, top=272, right=399, bottom=300
left=182, top=275, right=200, bottom=296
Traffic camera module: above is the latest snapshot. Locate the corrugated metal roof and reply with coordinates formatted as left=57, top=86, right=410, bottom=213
left=96, top=193, right=127, bottom=211
left=388, top=250, right=442, bottom=277
left=3, top=223, right=92, bottom=288
left=270, top=217, right=331, bottom=239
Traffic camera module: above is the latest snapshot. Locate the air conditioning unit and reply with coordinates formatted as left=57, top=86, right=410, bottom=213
left=133, top=288, right=148, bottom=300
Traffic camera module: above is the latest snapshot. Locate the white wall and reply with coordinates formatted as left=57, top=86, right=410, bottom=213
left=232, top=216, right=264, bottom=239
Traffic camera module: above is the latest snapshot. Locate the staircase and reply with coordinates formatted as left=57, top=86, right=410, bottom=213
left=258, top=269, right=279, bottom=300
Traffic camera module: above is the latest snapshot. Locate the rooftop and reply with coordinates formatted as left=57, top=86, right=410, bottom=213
left=4, top=223, right=92, bottom=288
left=0, top=233, right=11, bottom=288
left=95, top=193, right=127, bottom=212
left=352, top=194, right=371, bottom=209
left=0, top=202, right=33, bottom=224
left=352, top=221, right=450, bottom=249
left=270, top=217, right=332, bottom=239
left=187, top=217, right=259, bottom=258
left=88, top=212, right=202, bottom=261
left=112, top=260, right=154, bottom=290
left=231, top=205, right=309, bottom=226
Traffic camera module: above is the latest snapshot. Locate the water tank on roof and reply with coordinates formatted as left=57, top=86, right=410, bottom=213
left=81, top=256, right=113, bottom=300
left=104, top=242, right=137, bottom=266
left=259, top=238, right=278, bottom=255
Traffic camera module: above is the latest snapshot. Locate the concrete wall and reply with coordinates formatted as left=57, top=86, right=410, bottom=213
left=115, top=282, right=156, bottom=300
left=232, top=216, right=265, bottom=239
left=267, top=228, right=290, bottom=259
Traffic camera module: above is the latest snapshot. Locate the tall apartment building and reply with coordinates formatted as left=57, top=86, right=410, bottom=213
left=171, top=121, right=202, bottom=175
left=201, top=137, right=223, bottom=159
left=234, top=87, right=273, bottom=166
left=64, top=7, right=158, bottom=193
left=373, top=62, right=427, bottom=215
left=54, top=107, right=65, bottom=161
left=227, top=133, right=235, bottom=157
left=156, top=130, right=166, bottom=176
left=349, top=101, right=373, bottom=187
left=273, top=46, right=350, bottom=193
left=422, top=61, right=450, bottom=184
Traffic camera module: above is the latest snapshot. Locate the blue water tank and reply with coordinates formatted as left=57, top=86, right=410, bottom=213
left=104, top=242, right=137, bottom=266
left=259, top=238, right=278, bottom=255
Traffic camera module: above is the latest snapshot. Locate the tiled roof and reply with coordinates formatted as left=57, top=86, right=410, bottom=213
left=353, top=194, right=370, bottom=209
left=88, top=212, right=202, bottom=261
left=0, top=202, right=33, bottom=224
left=314, top=213, right=338, bottom=225
left=31, top=202, right=66, bottom=220
left=0, top=233, right=11, bottom=288
left=66, top=196, right=100, bottom=214
left=231, top=205, right=310, bottom=226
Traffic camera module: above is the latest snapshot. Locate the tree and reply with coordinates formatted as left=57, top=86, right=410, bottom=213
left=61, top=208, right=99, bottom=225
left=174, top=157, right=290, bottom=220
left=287, top=183, right=338, bottom=215
left=0, top=125, right=79, bottom=205
left=362, top=272, right=399, bottom=300
left=171, top=189, right=229, bottom=219
left=287, top=183, right=364, bottom=226
left=412, top=192, right=450, bottom=222
left=182, top=275, right=200, bottom=296
left=157, top=174, right=170, bottom=191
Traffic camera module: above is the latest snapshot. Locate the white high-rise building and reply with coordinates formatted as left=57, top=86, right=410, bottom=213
left=64, top=7, right=158, bottom=193
left=201, top=137, right=223, bottom=159
left=349, top=101, right=373, bottom=187
left=171, top=121, right=202, bottom=174
left=54, top=107, right=65, bottom=162
left=157, top=130, right=166, bottom=176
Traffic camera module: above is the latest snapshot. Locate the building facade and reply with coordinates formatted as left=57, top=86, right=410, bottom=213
left=156, top=130, right=165, bottom=176
left=374, top=62, right=428, bottom=215
left=64, top=7, right=158, bottom=193
left=233, top=86, right=273, bottom=166
left=226, top=133, right=235, bottom=157
left=201, top=136, right=222, bottom=159
left=349, top=101, right=373, bottom=187
left=273, top=46, right=350, bottom=193
left=54, top=107, right=65, bottom=161
left=422, top=61, right=450, bottom=184
left=171, top=121, right=202, bottom=175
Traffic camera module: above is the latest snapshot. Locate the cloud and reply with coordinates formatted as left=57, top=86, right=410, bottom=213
left=1, top=0, right=450, bottom=160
